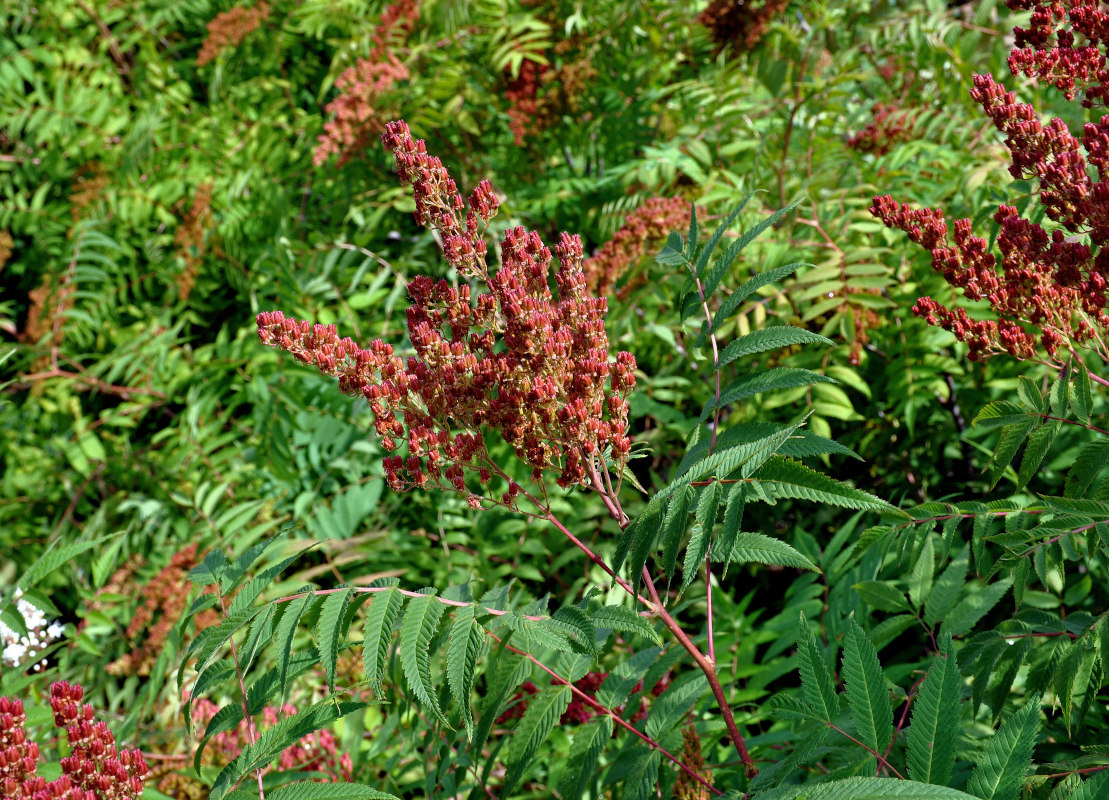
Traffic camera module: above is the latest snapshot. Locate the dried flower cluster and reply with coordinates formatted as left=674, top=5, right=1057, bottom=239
left=674, top=725, right=714, bottom=800
left=504, top=59, right=551, bottom=145
left=0, top=682, right=148, bottom=800
left=69, top=165, right=109, bottom=221
left=95, top=544, right=213, bottom=676
left=173, top=184, right=214, bottom=302
left=697, top=0, right=791, bottom=54
left=847, top=103, right=923, bottom=156
left=196, top=2, right=270, bottom=67
left=189, top=699, right=353, bottom=780
left=313, top=0, right=419, bottom=166
left=261, top=120, right=636, bottom=504
left=0, top=230, right=12, bottom=272
left=583, top=196, right=692, bottom=296
left=1, top=590, right=64, bottom=671
left=873, top=0, right=1109, bottom=363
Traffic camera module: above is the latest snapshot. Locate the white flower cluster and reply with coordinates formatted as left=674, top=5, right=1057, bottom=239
left=1, top=589, right=65, bottom=671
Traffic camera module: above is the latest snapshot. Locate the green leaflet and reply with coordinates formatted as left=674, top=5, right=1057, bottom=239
left=1064, top=440, right=1109, bottom=497
left=209, top=697, right=367, bottom=799
left=595, top=647, right=665, bottom=708
left=16, top=533, right=119, bottom=591
left=908, top=534, right=935, bottom=610
left=718, top=326, right=834, bottom=368
left=660, top=483, right=694, bottom=586
left=841, top=616, right=893, bottom=768
left=1016, top=420, right=1059, bottom=489
left=966, top=697, right=1041, bottom=800
left=446, top=605, right=486, bottom=739
left=400, top=592, right=449, bottom=726
left=276, top=592, right=315, bottom=703
left=193, top=702, right=243, bottom=777
left=502, top=684, right=572, bottom=795
left=681, top=480, right=720, bottom=594
left=797, top=612, right=837, bottom=722
left=940, top=577, right=1012, bottom=639
left=985, top=417, right=1038, bottom=489
left=317, top=586, right=352, bottom=691
left=696, top=199, right=749, bottom=279
left=1072, top=361, right=1093, bottom=425
left=711, top=368, right=837, bottom=415
left=363, top=588, right=405, bottom=698
left=711, top=262, right=810, bottom=332
left=752, top=777, right=981, bottom=800
left=972, top=401, right=1031, bottom=430
left=248, top=783, right=399, bottom=800
left=924, top=547, right=968, bottom=628
left=645, top=671, right=708, bottom=740
left=590, top=604, right=662, bottom=646
left=907, top=634, right=960, bottom=784
left=717, top=481, right=747, bottom=578
left=750, top=456, right=903, bottom=515
left=711, top=531, right=819, bottom=572
left=557, top=716, right=613, bottom=800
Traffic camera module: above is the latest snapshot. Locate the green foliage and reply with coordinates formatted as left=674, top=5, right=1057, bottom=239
left=6, top=0, right=1109, bottom=798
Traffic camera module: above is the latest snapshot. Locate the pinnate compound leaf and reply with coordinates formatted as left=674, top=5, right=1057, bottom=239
left=841, top=616, right=893, bottom=764
left=446, top=605, right=486, bottom=739
left=711, top=532, right=819, bottom=571
left=797, top=612, right=837, bottom=722
left=965, top=697, right=1041, bottom=800
left=400, top=592, right=448, bottom=726
left=316, top=586, right=352, bottom=691
left=502, top=685, right=572, bottom=795
left=907, top=634, right=961, bottom=784
left=751, top=777, right=981, bottom=800
left=363, top=588, right=405, bottom=697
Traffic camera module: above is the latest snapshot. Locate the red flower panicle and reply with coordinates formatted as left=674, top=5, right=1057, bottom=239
left=196, top=2, right=270, bottom=67
left=313, top=0, right=420, bottom=166
left=1, top=682, right=148, bottom=800
left=583, top=196, right=693, bottom=297
left=261, top=120, right=636, bottom=506
left=873, top=0, right=1109, bottom=363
